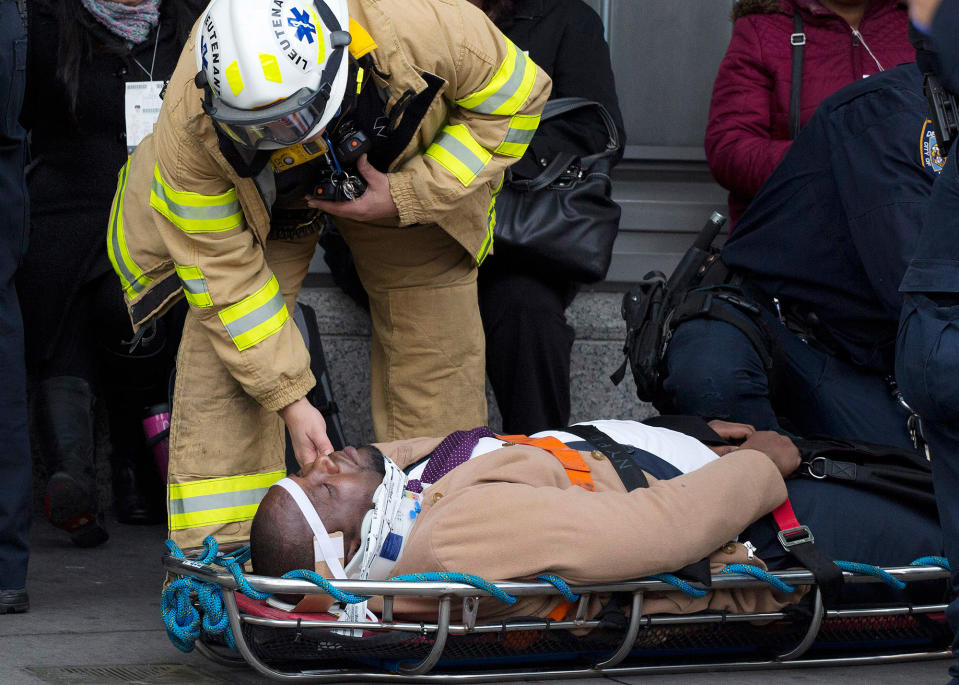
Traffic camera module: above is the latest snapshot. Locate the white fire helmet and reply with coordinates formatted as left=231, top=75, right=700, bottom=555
left=194, top=0, right=351, bottom=150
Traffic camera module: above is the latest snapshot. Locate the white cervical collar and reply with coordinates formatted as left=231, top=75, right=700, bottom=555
left=343, top=457, right=421, bottom=581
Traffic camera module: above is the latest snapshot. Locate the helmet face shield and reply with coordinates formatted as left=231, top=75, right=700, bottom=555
left=212, top=88, right=332, bottom=149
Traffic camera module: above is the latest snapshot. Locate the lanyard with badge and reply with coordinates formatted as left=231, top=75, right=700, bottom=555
left=124, top=22, right=163, bottom=155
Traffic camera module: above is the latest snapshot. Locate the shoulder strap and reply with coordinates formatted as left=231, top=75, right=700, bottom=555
left=563, top=424, right=649, bottom=490
left=789, top=13, right=806, bottom=140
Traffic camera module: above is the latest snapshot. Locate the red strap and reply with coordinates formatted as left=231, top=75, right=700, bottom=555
left=772, top=498, right=802, bottom=532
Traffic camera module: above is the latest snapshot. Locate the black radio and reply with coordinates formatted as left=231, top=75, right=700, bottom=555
left=312, top=121, right=373, bottom=202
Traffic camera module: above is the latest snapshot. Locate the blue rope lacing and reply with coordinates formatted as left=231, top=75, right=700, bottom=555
left=536, top=574, right=580, bottom=602
left=720, top=564, right=796, bottom=594
left=911, top=556, right=950, bottom=571
left=162, top=536, right=950, bottom=651
left=388, top=572, right=517, bottom=605
left=833, top=560, right=907, bottom=590
left=649, top=573, right=709, bottom=598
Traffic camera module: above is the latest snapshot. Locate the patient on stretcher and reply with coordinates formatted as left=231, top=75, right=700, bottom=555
left=250, top=419, right=942, bottom=623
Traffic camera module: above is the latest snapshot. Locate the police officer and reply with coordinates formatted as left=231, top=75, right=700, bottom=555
left=661, top=62, right=940, bottom=450
left=0, top=0, right=30, bottom=614
left=896, top=0, right=959, bottom=680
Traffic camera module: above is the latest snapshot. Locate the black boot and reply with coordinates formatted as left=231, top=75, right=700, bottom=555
left=36, top=376, right=109, bottom=548
left=108, top=412, right=164, bottom=525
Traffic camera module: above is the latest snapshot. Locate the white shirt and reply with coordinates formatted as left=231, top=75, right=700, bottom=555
left=407, top=419, right=719, bottom=485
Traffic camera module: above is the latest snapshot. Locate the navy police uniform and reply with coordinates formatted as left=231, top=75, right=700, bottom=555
left=0, top=0, right=30, bottom=604
left=663, top=64, right=939, bottom=450
left=895, top=1, right=959, bottom=680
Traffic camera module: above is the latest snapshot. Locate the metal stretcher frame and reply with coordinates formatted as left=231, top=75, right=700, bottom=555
left=162, top=556, right=953, bottom=682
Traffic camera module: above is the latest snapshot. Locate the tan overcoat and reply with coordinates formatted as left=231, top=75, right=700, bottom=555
left=372, top=437, right=800, bottom=622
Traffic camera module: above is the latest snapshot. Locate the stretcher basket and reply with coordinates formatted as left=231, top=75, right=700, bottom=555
left=162, top=552, right=954, bottom=682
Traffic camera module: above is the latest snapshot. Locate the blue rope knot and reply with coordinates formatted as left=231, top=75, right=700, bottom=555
left=720, top=564, right=796, bottom=594
left=649, top=573, right=710, bottom=598
left=834, top=560, right=906, bottom=590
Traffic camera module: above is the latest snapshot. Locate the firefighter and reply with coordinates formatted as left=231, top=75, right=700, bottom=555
left=107, top=0, right=550, bottom=550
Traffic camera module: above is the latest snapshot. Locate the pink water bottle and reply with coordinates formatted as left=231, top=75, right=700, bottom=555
left=143, top=403, right=171, bottom=483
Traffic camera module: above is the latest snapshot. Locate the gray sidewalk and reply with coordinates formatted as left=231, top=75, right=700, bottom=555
left=0, top=515, right=950, bottom=685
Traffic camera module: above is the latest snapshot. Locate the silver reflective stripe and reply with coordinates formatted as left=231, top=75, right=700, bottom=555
left=151, top=176, right=242, bottom=222
left=181, top=277, right=207, bottom=295
left=433, top=132, right=488, bottom=179
left=221, top=289, right=286, bottom=340
left=504, top=126, right=537, bottom=146
left=471, top=50, right=529, bottom=115
left=169, top=487, right=272, bottom=515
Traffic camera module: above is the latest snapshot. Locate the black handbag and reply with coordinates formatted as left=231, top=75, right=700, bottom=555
left=492, top=97, right=622, bottom=283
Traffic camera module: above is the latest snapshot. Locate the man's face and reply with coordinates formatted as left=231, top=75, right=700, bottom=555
left=290, top=446, right=384, bottom=561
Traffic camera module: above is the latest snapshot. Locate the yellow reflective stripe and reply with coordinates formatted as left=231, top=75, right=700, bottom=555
left=167, top=469, right=285, bottom=531
left=495, top=113, right=540, bottom=157
left=218, top=274, right=290, bottom=351
left=477, top=173, right=503, bottom=265
left=226, top=59, right=244, bottom=96
left=423, top=124, right=492, bottom=187
left=456, top=40, right=537, bottom=116
left=149, top=165, right=244, bottom=234
left=107, top=160, right=153, bottom=299
left=260, top=54, right=282, bottom=83
left=174, top=264, right=213, bottom=308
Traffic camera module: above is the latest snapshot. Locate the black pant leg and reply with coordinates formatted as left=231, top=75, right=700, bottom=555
left=478, top=255, right=576, bottom=435
left=0, top=0, right=30, bottom=590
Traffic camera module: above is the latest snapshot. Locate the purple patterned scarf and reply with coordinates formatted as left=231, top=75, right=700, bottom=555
left=80, top=0, right=162, bottom=46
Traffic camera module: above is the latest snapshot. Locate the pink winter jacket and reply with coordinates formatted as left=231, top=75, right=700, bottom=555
left=705, top=0, right=913, bottom=224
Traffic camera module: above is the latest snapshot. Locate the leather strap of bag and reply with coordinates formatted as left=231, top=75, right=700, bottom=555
left=507, top=97, right=621, bottom=191
left=790, top=13, right=806, bottom=140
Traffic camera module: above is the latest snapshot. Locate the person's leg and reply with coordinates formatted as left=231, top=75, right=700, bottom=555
left=897, top=292, right=959, bottom=682
left=93, top=273, right=183, bottom=524
left=166, top=233, right=314, bottom=551
left=661, top=303, right=780, bottom=429
left=0, top=0, right=30, bottom=609
left=337, top=219, right=487, bottom=441
left=478, top=256, right=575, bottom=434
left=772, top=319, right=913, bottom=449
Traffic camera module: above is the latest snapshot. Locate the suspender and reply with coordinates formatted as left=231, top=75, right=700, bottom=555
left=790, top=13, right=806, bottom=140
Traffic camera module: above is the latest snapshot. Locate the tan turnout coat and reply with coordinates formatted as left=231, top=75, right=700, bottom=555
left=108, top=0, right=551, bottom=412
left=372, top=438, right=800, bottom=622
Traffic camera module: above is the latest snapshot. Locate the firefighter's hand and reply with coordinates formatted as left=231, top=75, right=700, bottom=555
left=279, top=397, right=334, bottom=468
left=306, top=155, right=398, bottom=222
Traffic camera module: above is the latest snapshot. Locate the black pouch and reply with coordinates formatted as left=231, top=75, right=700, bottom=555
left=611, top=271, right=667, bottom=402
